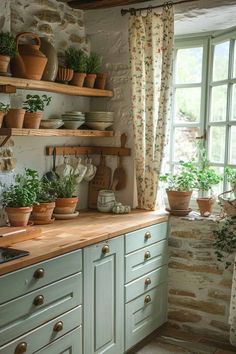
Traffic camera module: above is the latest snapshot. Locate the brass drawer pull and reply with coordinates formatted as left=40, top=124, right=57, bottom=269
left=145, top=278, right=151, bottom=286
left=33, top=268, right=45, bottom=279
left=144, top=295, right=151, bottom=304
left=144, top=251, right=151, bottom=260
left=144, top=231, right=151, bottom=240
left=102, top=245, right=110, bottom=254
left=54, top=321, right=64, bottom=332
left=15, top=342, right=27, bottom=354
left=33, top=295, right=44, bottom=306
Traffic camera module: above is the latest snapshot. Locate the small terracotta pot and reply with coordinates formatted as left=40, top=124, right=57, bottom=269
left=71, top=72, right=86, bottom=87
left=56, top=67, right=73, bottom=84
left=0, top=54, right=10, bottom=73
left=32, top=202, right=55, bottom=223
left=54, top=197, right=78, bottom=214
left=5, top=206, right=32, bottom=226
left=197, top=197, right=215, bottom=217
left=83, top=74, right=97, bottom=88
left=0, top=111, right=5, bottom=128
left=5, top=109, right=25, bottom=128
left=94, top=72, right=108, bottom=90
left=23, top=111, right=43, bottom=129
left=166, top=190, right=192, bottom=211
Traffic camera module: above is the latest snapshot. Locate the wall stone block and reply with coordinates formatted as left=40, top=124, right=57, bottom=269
left=34, top=0, right=57, bottom=10
left=168, top=236, right=182, bottom=248
left=169, top=260, right=223, bottom=275
left=34, top=10, right=61, bottom=23
left=169, top=296, right=226, bottom=315
left=38, top=23, right=53, bottom=34
left=169, top=288, right=196, bottom=297
left=208, top=289, right=231, bottom=301
left=210, top=320, right=230, bottom=332
left=168, top=309, right=202, bottom=323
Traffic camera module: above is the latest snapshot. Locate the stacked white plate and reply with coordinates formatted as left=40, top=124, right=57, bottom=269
left=85, top=111, right=114, bottom=130
left=61, top=111, right=85, bottom=129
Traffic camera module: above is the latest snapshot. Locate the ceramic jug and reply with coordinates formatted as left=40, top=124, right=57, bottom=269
left=97, top=190, right=116, bottom=212
left=40, top=37, right=58, bottom=82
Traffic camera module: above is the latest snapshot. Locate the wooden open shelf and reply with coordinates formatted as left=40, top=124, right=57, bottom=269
left=0, top=128, right=114, bottom=138
left=0, top=76, right=113, bottom=97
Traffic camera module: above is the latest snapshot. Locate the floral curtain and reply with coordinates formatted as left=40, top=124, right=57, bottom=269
left=229, top=255, right=236, bottom=345
left=129, top=7, right=174, bottom=210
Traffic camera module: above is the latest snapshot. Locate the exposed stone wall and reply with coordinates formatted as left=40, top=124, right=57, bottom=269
left=168, top=217, right=233, bottom=342
left=0, top=1, right=10, bottom=32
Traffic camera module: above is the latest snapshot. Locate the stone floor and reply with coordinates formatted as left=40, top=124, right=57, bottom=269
left=130, top=325, right=236, bottom=354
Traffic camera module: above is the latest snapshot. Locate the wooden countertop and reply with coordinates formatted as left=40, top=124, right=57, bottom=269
left=0, top=210, right=168, bottom=275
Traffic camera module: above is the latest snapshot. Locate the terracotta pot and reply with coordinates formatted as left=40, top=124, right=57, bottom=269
left=5, top=109, right=25, bottom=128
left=10, top=32, right=48, bottom=80
left=94, top=72, right=108, bottom=90
left=0, top=54, right=10, bottom=73
left=83, top=74, right=97, bottom=88
left=197, top=197, right=215, bottom=217
left=32, top=202, right=55, bottom=223
left=54, top=197, right=78, bottom=214
left=0, top=111, right=5, bottom=128
left=23, top=111, right=43, bottom=129
left=40, top=37, right=58, bottom=82
left=71, top=72, right=86, bottom=87
left=56, top=67, right=73, bottom=84
left=166, top=190, right=192, bottom=211
left=5, top=206, right=32, bottom=226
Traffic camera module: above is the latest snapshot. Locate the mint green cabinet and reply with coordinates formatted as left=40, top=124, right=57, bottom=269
left=83, top=236, right=124, bottom=354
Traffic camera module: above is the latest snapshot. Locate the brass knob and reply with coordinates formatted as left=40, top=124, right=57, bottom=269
left=102, top=245, right=110, bottom=254
left=145, top=278, right=151, bottom=286
left=33, top=295, right=44, bottom=306
left=33, top=268, right=45, bottom=279
left=144, top=251, right=151, bottom=260
left=15, top=342, right=27, bottom=354
left=144, top=295, right=151, bottom=304
left=53, top=321, right=63, bottom=332
left=144, top=231, right=151, bottom=240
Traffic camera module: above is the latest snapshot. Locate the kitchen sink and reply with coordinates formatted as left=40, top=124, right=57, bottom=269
left=0, top=247, right=29, bottom=264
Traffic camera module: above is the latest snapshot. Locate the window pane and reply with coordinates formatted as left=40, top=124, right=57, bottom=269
left=210, top=85, right=227, bottom=122
left=233, top=42, right=236, bottom=78
left=231, top=84, right=236, bottom=120
left=230, top=126, right=236, bottom=164
left=209, top=126, right=226, bottom=163
left=213, top=41, right=229, bottom=82
left=173, top=127, right=199, bottom=162
left=175, top=87, right=201, bottom=123
left=176, top=47, right=203, bottom=84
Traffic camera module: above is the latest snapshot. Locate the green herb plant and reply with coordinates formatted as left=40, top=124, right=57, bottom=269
left=225, top=167, right=236, bottom=190
left=65, top=47, right=87, bottom=73
left=36, top=177, right=56, bottom=203
left=51, top=173, right=77, bottom=198
left=23, top=94, right=51, bottom=113
left=0, top=32, right=17, bottom=57
left=86, top=52, right=101, bottom=74
left=160, top=161, right=197, bottom=192
left=0, top=102, right=9, bottom=113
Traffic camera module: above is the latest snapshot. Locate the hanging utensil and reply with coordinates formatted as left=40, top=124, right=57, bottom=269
left=112, top=133, right=127, bottom=191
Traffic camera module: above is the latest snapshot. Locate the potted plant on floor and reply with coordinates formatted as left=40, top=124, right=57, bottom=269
left=23, top=94, right=51, bottom=129
left=0, top=102, right=9, bottom=127
left=2, top=169, right=38, bottom=226
left=0, top=32, right=17, bottom=74
left=65, top=47, right=87, bottom=87
left=84, top=52, right=101, bottom=88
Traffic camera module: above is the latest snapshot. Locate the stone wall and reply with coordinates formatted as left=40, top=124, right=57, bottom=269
left=168, top=217, right=233, bottom=342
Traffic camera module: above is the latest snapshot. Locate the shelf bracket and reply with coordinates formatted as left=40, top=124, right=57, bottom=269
left=0, top=135, right=11, bottom=147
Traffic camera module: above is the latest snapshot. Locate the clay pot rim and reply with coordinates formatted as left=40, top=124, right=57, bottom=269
left=166, top=190, right=193, bottom=195
left=7, top=108, right=26, bottom=113
left=33, top=201, right=56, bottom=207
left=196, top=197, right=214, bottom=201
left=5, top=206, right=33, bottom=211
left=56, top=197, right=78, bottom=201
left=0, top=54, right=10, bottom=59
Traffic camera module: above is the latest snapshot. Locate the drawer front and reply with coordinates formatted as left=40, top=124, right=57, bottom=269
left=0, top=306, right=82, bottom=354
left=0, top=249, right=82, bottom=304
left=125, top=223, right=167, bottom=254
left=125, top=265, right=168, bottom=303
left=125, top=282, right=168, bottom=351
left=34, top=327, right=82, bottom=354
left=0, top=273, right=82, bottom=346
left=125, top=240, right=168, bottom=283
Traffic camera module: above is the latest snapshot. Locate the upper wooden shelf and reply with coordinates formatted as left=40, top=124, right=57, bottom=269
left=0, top=128, right=114, bottom=138
left=0, top=76, right=113, bottom=97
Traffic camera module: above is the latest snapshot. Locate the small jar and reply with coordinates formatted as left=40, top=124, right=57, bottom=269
left=97, top=190, right=116, bottom=213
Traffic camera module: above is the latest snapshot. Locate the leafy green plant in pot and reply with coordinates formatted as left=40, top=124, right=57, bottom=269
left=65, top=47, right=87, bottom=87
left=0, top=32, right=17, bottom=74
left=160, top=161, right=197, bottom=215
left=0, top=102, right=9, bottom=127
left=23, top=94, right=51, bottom=129
left=2, top=169, right=38, bottom=226
left=225, top=167, right=236, bottom=197
left=84, top=52, right=101, bottom=88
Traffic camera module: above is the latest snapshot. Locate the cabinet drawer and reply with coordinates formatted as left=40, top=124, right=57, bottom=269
left=125, top=265, right=168, bottom=303
left=34, top=327, right=82, bottom=354
left=0, top=249, right=82, bottom=305
left=125, top=223, right=167, bottom=254
left=0, top=273, right=82, bottom=346
left=125, top=240, right=168, bottom=283
left=125, top=282, right=168, bottom=351
left=0, top=306, right=82, bottom=354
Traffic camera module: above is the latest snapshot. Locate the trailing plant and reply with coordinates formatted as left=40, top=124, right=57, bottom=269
left=160, top=161, right=197, bottom=192
left=213, top=217, right=236, bottom=269
left=65, top=47, right=87, bottom=73
left=23, top=94, right=51, bottom=113
left=0, top=102, right=9, bottom=113
left=86, top=52, right=101, bottom=74
left=51, top=173, right=77, bottom=198
left=0, top=32, right=17, bottom=57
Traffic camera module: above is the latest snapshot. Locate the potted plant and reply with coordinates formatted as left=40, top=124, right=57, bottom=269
left=225, top=166, right=236, bottom=197
left=5, top=106, right=25, bottom=128
left=65, top=47, right=87, bottom=87
left=0, top=32, right=17, bottom=74
left=160, top=161, right=197, bottom=215
left=0, top=102, right=9, bottom=127
left=23, top=94, right=51, bottom=129
left=51, top=173, right=78, bottom=215
left=84, top=52, right=101, bottom=88
left=93, top=56, right=108, bottom=90
left=2, top=169, right=38, bottom=226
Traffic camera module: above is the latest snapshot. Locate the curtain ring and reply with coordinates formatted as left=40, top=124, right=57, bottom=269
left=147, top=6, right=153, bottom=14
left=163, top=1, right=173, bottom=10
left=130, top=8, right=136, bottom=16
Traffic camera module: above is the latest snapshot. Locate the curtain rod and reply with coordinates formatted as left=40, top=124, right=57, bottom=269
left=121, top=0, right=199, bottom=16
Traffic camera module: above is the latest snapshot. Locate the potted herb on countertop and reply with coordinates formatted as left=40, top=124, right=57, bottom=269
left=23, top=94, right=51, bottom=129
left=225, top=167, right=236, bottom=197
left=0, top=32, right=17, bottom=74
left=0, top=102, right=9, bottom=127
left=84, top=52, right=101, bottom=88
left=65, top=47, right=87, bottom=87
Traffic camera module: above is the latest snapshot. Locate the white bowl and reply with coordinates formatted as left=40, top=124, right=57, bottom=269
left=63, top=120, right=84, bottom=129
left=86, top=122, right=113, bottom=130
left=40, top=119, right=64, bottom=129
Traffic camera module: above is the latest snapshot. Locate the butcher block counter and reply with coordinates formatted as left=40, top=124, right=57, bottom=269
left=0, top=209, right=168, bottom=275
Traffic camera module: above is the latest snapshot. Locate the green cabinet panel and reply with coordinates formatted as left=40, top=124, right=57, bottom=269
left=83, top=237, right=124, bottom=354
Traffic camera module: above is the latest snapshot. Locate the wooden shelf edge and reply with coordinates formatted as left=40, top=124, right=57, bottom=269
left=0, top=128, right=114, bottom=138
left=0, top=76, right=113, bottom=97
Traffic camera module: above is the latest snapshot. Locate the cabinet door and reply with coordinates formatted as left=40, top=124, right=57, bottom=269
left=84, top=236, right=124, bottom=354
